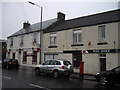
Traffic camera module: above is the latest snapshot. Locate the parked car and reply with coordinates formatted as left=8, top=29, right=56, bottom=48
left=35, top=59, right=73, bottom=78
left=95, top=66, right=120, bottom=85
left=2, top=59, right=19, bottom=70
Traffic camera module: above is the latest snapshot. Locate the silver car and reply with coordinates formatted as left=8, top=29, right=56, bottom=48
left=35, top=59, right=73, bottom=78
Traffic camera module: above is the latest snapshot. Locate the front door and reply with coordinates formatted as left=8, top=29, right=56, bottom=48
left=12, top=53, right=15, bottom=59
left=73, top=52, right=82, bottom=68
left=99, top=54, right=106, bottom=71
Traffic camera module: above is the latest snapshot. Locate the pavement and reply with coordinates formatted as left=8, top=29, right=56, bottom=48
left=19, top=65, right=96, bottom=81
left=70, top=73, right=96, bottom=81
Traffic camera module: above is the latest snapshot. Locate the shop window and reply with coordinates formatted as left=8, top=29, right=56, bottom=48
left=44, top=54, right=58, bottom=61
left=23, top=51, right=27, bottom=64
left=32, top=51, right=37, bottom=64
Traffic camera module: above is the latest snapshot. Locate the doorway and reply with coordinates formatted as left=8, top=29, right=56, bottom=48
left=99, top=54, right=106, bottom=71
left=73, top=52, right=82, bottom=68
left=32, top=51, right=37, bottom=64
left=12, top=53, right=15, bottom=59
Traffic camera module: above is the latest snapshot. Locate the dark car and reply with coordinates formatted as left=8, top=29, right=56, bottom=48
left=2, top=59, right=19, bottom=70
left=95, top=66, right=120, bottom=85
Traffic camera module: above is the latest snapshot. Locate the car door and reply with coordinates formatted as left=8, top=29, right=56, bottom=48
left=41, top=60, right=51, bottom=73
left=2, top=59, right=9, bottom=68
left=47, top=60, right=55, bottom=74
left=113, top=66, right=120, bottom=83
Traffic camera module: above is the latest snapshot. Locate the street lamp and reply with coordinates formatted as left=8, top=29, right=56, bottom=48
left=28, top=1, right=43, bottom=64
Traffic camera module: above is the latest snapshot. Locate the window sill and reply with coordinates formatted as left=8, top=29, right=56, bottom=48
left=71, top=44, right=84, bottom=46
left=48, top=46, right=57, bottom=48
left=97, top=42, right=108, bottom=45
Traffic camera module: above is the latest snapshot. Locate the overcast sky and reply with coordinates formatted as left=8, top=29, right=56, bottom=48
left=0, top=0, right=119, bottom=39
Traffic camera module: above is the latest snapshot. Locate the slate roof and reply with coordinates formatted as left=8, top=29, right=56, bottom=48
left=8, top=18, right=58, bottom=37
left=44, top=9, right=120, bottom=33
left=8, top=9, right=120, bottom=37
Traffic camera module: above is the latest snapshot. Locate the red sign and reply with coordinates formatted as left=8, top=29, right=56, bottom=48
left=82, top=50, right=88, bottom=54
left=2, top=50, right=8, bottom=53
left=27, top=53, right=33, bottom=56
left=37, top=48, right=40, bottom=52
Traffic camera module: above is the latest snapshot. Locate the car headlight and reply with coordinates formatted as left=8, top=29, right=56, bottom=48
left=96, top=72, right=100, bottom=75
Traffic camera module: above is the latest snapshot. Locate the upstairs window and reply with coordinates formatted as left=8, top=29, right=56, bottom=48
left=73, top=30, right=82, bottom=44
left=10, top=37, right=13, bottom=47
left=33, top=32, right=38, bottom=45
left=50, top=33, right=56, bottom=46
left=98, top=25, right=106, bottom=43
left=20, top=35, right=24, bottom=47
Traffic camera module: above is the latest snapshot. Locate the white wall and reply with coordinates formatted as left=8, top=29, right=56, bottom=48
left=7, top=31, right=40, bottom=66
left=83, top=54, right=99, bottom=74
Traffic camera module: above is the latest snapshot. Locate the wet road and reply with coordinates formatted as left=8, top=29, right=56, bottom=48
left=1, top=66, right=120, bottom=89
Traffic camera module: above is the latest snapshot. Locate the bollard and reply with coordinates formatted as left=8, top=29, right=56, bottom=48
left=79, top=61, right=84, bottom=79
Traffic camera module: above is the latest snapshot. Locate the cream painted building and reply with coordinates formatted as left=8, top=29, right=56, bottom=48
left=43, top=9, right=120, bottom=74
left=7, top=9, right=120, bottom=74
left=7, top=12, right=65, bottom=66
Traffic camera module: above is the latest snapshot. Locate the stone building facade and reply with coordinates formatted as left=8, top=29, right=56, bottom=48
left=7, top=9, right=120, bottom=74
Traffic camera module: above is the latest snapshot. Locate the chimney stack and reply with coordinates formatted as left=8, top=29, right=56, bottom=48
left=57, top=12, right=65, bottom=20
left=23, top=21, right=30, bottom=29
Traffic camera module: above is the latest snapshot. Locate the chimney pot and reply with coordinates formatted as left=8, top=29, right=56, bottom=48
left=23, top=21, right=30, bottom=29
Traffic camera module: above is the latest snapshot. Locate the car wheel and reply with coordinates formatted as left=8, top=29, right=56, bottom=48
left=53, top=71, right=59, bottom=78
left=99, top=76, right=108, bottom=85
left=35, top=68, right=40, bottom=75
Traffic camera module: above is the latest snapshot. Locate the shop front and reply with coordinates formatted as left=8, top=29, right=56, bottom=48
left=83, top=49, right=120, bottom=74
left=8, top=48, right=40, bottom=66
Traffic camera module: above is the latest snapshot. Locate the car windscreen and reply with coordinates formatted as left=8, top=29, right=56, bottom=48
left=63, top=61, right=71, bottom=66
left=11, top=59, right=18, bottom=63
left=3, top=59, right=10, bottom=62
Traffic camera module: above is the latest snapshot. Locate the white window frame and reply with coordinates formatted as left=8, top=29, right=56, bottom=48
left=45, top=54, right=58, bottom=61
left=50, top=33, right=57, bottom=46
left=10, top=37, right=13, bottom=46
left=73, top=30, right=82, bottom=44
left=20, top=35, right=24, bottom=46
left=33, top=32, right=38, bottom=44
left=98, top=25, right=106, bottom=43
